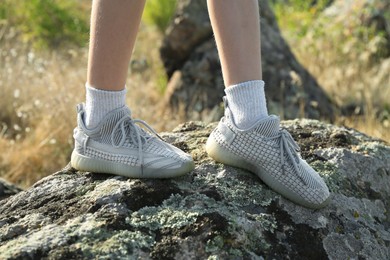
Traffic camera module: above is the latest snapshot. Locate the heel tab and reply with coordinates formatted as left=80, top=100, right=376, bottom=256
left=222, top=96, right=237, bottom=126
left=76, top=103, right=88, bottom=130
left=76, top=103, right=85, bottom=113
left=222, top=96, right=228, bottom=109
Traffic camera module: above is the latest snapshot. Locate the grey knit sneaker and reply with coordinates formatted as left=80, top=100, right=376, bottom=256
left=71, top=104, right=194, bottom=178
left=206, top=98, right=330, bottom=209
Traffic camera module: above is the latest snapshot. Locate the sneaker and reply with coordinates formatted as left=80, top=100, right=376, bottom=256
left=71, top=104, right=194, bottom=178
left=206, top=98, right=330, bottom=209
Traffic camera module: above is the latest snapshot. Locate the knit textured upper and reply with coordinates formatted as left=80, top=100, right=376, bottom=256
left=207, top=99, right=330, bottom=207
left=74, top=104, right=190, bottom=169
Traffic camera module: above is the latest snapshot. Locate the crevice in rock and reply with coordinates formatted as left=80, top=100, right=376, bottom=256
left=265, top=201, right=328, bottom=259
left=121, top=179, right=182, bottom=212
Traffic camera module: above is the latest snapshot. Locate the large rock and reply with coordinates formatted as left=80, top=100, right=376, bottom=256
left=160, top=0, right=335, bottom=122
left=0, top=120, right=389, bottom=259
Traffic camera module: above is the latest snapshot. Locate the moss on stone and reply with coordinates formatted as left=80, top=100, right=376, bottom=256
left=311, top=160, right=340, bottom=193
left=75, top=230, right=154, bottom=259
left=356, top=142, right=390, bottom=158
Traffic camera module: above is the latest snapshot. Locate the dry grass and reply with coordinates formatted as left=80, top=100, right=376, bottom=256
left=0, top=43, right=85, bottom=187
left=274, top=0, right=390, bottom=142
left=293, top=42, right=390, bottom=142
left=0, top=24, right=182, bottom=187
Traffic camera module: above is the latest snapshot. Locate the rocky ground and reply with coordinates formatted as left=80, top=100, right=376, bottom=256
left=0, top=119, right=389, bottom=259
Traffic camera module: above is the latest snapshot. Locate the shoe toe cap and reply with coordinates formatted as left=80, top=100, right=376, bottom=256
left=308, top=186, right=331, bottom=210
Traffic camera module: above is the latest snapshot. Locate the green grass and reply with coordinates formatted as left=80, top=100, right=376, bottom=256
left=0, top=0, right=88, bottom=48
left=0, top=0, right=178, bottom=48
left=143, top=0, right=177, bottom=33
left=271, top=0, right=332, bottom=38
left=271, top=0, right=389, bottom=61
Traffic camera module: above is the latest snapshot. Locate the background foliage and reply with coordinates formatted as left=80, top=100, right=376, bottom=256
left=272, top=0, right=390, bottom=133
left=0, top=0, right=89, bottom=48
left=143, top=0, right=177, bottom=33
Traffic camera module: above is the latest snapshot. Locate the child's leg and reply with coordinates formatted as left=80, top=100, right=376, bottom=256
left=207, top=0, right=268, bottom=129
left=206, top=0, right=330, bottom=209
left=71, top=0, right=194, bottom=178
left=207, top=0, right=262, bottom=86
left=87, top=0, right=145, bottom=91
left=84, top=0, right=145, bottom=129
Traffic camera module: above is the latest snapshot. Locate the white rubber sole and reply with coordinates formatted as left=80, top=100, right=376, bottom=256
left=71, top=150, right=194, bottom=179
left=206, top=134, right=330, bottom=209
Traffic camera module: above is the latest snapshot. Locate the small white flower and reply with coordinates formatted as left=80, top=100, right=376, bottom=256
left=14, top=89, right=20, bottom=98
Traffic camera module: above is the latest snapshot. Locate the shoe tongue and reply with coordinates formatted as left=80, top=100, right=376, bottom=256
left=109, top=106, right=131, bottom=120
left=223, top=97, right=280, bottom=137
left=100, top=105, right=131, bottom=132
left=253, top=115, right=280, bottom=137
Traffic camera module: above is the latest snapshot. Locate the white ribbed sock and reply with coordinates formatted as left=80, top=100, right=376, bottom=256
left=84, top=83, right=127, bottom=129
left=225, top=80, right=268, bottom=129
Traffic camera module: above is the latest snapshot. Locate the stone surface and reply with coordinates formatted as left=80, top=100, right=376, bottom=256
left=160, top=0, right=335, bottom=122
left=0, top=178, right=22, bottom=201
left=0, top=120, right=389, bottom=259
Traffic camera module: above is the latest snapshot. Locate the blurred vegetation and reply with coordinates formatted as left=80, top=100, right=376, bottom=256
left=271, top=0, right=333, bottom=37
left=272, top=0, right=390, bottom=60
left=143, top=0, right=177, bottom=33
left=271, top=0, right=390, bottom=134
left=141, top=0, right=178, bottom=93
left=0, top=0, right=177, bottom=48
left=0, top=0, right=89, bottom=48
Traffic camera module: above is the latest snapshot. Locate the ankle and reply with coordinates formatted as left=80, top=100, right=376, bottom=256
left=84, top=83, right=127, bottom=128
left=224, top=80, right=268, bottom=128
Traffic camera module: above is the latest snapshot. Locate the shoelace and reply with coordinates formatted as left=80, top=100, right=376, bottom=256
left=266, top=129, right=307, bottom=185
left=110, top=115, right=165, bottom=174
left=222, top=95, right=307, bottom=185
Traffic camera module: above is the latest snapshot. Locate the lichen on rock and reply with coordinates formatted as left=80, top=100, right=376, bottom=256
left=0, top=119, right=389, bottom=259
